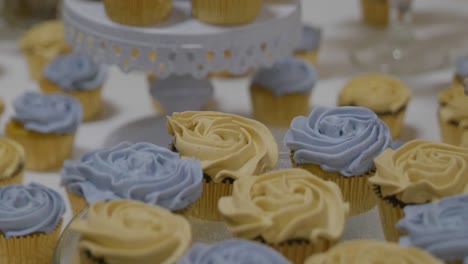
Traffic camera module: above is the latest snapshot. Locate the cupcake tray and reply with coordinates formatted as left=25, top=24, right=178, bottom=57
left=62, top=0, right=302, bottom=78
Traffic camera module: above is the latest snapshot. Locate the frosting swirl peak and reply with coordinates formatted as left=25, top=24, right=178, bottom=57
left=284, top=106, right=392, bottom=176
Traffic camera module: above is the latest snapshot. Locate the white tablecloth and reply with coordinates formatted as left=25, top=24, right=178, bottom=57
left=1, top=0, right=467, bottom=241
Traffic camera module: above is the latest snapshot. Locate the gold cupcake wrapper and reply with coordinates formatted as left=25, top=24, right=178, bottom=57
left=378, top=110, right=406, bottom=139
left=375, top=197, right=404, bottom=242
left=294, top=50, right=319, bottom=66
left=40, top=78, right=103, bottom=122
left=67, top=191, right=89, bottom=217
left=103, top=0, right=172, bottom=26
left=290, top=155, right=376, bottom=216
left=0, top=220, right=62, bottom=264
left=192, top=0, right=263, bottom=25
left=438, top=112, right=464, bottom=146
left=361, top=0, right=389, bottom=26
left=5, top=121, right=75, bottom=171
left=251, top=84, right=311, bottom=127
left=0, top=170, right=24, bottom=187
left=181, top=179, right=233, bottom=221
left=256, top=238, right=334, bottom=264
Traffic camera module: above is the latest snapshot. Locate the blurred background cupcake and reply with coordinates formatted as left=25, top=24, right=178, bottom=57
left=453, top=56, right=468, bottom=87
left=191, top=0, right=263, bottom=25
left=338, top=73, right=411, bottom=138
left=250, top=57, right=317, bottom=127
left=0, top=97, right=4, bottom=116
left=103, top=0, right=172, bottom=26
left=0, top=138, right=25, bottom=186
left=438, top=84, right=468, bottom=145
left=360, top=0, right=389, bottom=26
left=294, top=25, right=322, bottom=66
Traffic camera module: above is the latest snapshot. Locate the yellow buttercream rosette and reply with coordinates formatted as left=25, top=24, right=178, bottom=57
left=305, top=240, right=443, bottom=264
left=167, top=111, right=278, bottom=182
left=0, top=137, right=25, bottom=185
left=71, top=200, right=191, bottom=264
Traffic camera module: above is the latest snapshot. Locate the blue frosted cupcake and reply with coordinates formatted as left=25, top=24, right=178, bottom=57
left=284, top=106, right=392, bottom=215
left=5, top=92, right=82, bottom=171
left=397, top=194, right=468, bottom=264
left=251, top=57, right=318, bottom=126
left=294, top=25, right=322, bottom=65
left=61, top=142, right=203, bottom=215
left=0, top=183, right=65, bottom=264
left=40, top=53, right=107, bottom=121
left=178, top=239, right=290, bottom=264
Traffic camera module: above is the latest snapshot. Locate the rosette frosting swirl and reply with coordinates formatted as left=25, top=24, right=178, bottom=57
left=44, top=53, right=107, bottom=91
left=252, top=57, right=318, bottom=95
left=167, top=111, right=278, bottom=182
left=304, top=240, right=444, bottom=264
left=218, top=169, right=349, bottom=243
left=0, top=183, right=65, bottom=238
left=397, top=194, right=468, bottom=263
left=338, top=73, right=411, bottom=113
left=284, top=106, right=392, bottom=176
left=369, top=140, right=468, bottom=203
left=71, top=200, right=191, bottom=264
left=61, top=142, right=203, bottom=211
left=13, top=92, right=82, bottom=134
left=0, top=138, right=25, bottom=180
left=177, top=239, right=290, bottom=264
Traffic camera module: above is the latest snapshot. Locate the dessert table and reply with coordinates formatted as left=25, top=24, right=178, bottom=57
left=1, top=0, right=468, bottom=243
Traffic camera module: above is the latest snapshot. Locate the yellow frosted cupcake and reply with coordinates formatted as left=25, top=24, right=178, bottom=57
left=360, top=0, right=389, bottom=26
left=70, top=200, right=191, bottom=264
left=294, top=25, right=322, bottom=66
left=368, top=140, right=468, bottom=242
left=438, top=84, right=468, bottom=146
left=218, top=168, right=349, bottom=264
left=40, top=54, right=107, bottom=121
left=338, top=73, right=411, bottom=138
left=251, top=57, right=317, bottom=127
left=103, top=0, right=172, bottom=26
left=5, top=92, right=82, bottom=171
left=192, top=0, right=263, bottom=25
left=167, top=111, right=278, bottom=221
left=0, top=183, right=65, bottom=264
left=19, top=20, right=71, bottom=80
left=305, top=240, right=443, bottom=264
left=0, top=138, right=25, bottom=186
left=284, top=106, right=392, bottom=216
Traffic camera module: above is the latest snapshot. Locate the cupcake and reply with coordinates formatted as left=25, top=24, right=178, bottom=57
left=191, top=0, right=263, bottom=25
left=61, top=142, right=203, bottom=216
left=40, top=54, right=107, bottom=121
left=70, top=200, right=191, bottom=264
left=397, top=194, right=468, bottom=264
left=19, top=20, right=71, bottom=80
left=304, top=240, right=443, bottom=264
left=0, top=138, right=25, bottom=186
left=251, top=57, right=317, bottom=126
left=438, top=84, right=468, bottom=145
left=167, top=111, right=278, bottom=220
left=218, top=168, right=349, bottom=264
left=0, top=183, right=65, bottom=264
left=338, top=73, right=411, bottom=138
left=178, top=239, right=290, bottom=264
left=284, top=106, right=392, bottom=216
left=368, top=140, right=468, bottom=242
left=453, top=56, right=468, bottom=87
left=360, top=0, right=389, bottom=26
left=0, top=97, right=4, bottom=116
left=103, top=0, right=172, bottom=26
left=5, top=92, right=82, bottom=171
left=294, top=25, right=322, bottom=66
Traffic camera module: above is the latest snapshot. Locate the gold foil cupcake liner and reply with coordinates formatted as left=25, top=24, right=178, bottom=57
left=291, top=155, right=376, bottom=216
left=103, top=0, right=172, bottom=26
left=181, top=178, right=233, bottom=221
left=192, top=0, right=263, bottom=25
left=361, top=0, right=389, bottom=26
left=438, top=113, right=464, bottom=146
left=67, top=191, right=88, bottom=216
left=0, top=220, right=62, bottom=264
left=251, top=84, right=311, bottom=127
left=0, top=170, right=24, bottom=187
left=5, top=121, right=75, bottom=171
left=256, top=238, right=334, bottom=264
left=40, top=79, right=103, bottom=122
left=294, top=50, right=319, bottom=66
left=378, top=110, right=406, bottom=139
left=375, top=196, right=405, bottom=242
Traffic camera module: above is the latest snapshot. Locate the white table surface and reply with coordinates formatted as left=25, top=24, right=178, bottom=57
left=1, top=0, right=468, bottom=242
